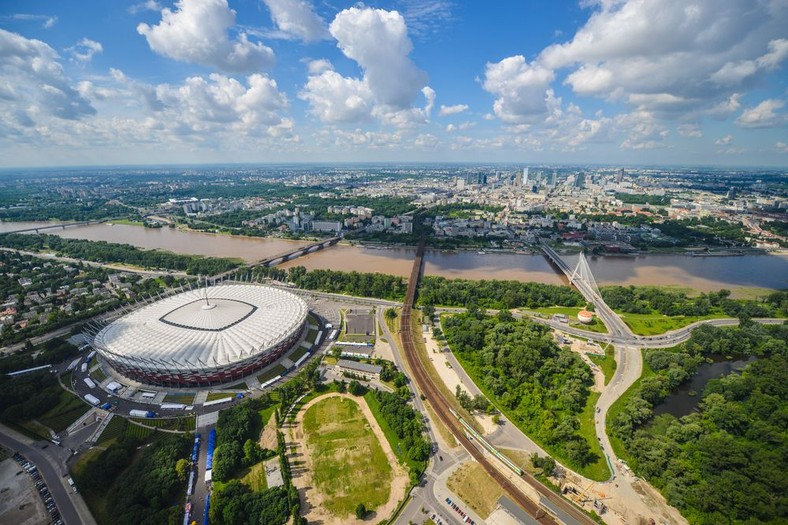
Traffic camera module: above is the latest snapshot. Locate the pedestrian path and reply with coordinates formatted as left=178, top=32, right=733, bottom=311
left=193, top=391, right=209, bottom=405
left=87, top=412, right=113, bottom=444
left=66, top=408, right=97, bottom=435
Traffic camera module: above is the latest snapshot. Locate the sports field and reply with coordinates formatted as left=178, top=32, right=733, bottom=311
left=302, top=396, right=392, bottom=517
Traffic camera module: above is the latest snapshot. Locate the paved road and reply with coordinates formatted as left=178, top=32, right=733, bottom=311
left=0, top=427, right=82, bottom=525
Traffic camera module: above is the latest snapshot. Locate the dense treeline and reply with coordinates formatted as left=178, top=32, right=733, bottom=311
left=612, top=324, right=787, bottom=524
left=213, top=397, right=275, bottom=482
left=0, top=233, right=239, bottom=275
left=210, top=483, right=290, bottom=525
left=444, top=310, right=599, bottom=471
left=0, top=202, right=127, bottom=222
left=0, top=370, right=62, bottom=424
left=601, top=286, right=782, bottom=318
left=614, top=192, right=670, bottom=206
left=419, top=276, right=584, bottom=310
left=104, top=434, right=191, bottom=524
left=0, top=337, right=79, bottom=375
left=370, top=389, right=430, bottom=480
left=253, top=265, right=407, bottom=301
left=74, top=435, right=139, bottom=494
left=74, top=434, right=190, bottom=525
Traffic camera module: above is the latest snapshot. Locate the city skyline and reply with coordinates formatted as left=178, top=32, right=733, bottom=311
left=1, top=0, right=787, bottom=167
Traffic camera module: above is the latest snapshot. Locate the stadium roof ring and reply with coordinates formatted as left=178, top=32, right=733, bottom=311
left=90, top=283, right=308, bottom=387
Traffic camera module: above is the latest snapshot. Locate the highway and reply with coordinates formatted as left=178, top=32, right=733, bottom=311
left=398, top=238, right=594, bottom=525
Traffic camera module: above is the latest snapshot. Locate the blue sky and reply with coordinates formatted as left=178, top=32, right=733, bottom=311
left=0, top=0, right=786, bottom=167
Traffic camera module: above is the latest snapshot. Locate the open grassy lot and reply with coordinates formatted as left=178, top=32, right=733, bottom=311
left=576, top=392, right=609, bottom=481
left=38, top=389, right=90, bottom=432
left=446, top=462, right=504, bottom=519
left=617, top=312, right=727, bottom=336
left=305, top=329, right=318, bottom=344
left=220, top=382, right=247, bottom=390
left=258, top=363, right=287, bottom=384
left=162, top=392, right=195, bottom=404
left=588, top=345, right=616, bottom=385
left=526, top=306, right=608, bottom=333
left=90, top=366, right=107, bottom=383
left=240, top=460, right=268, bottom=492
left=302, top=396, right=392, bottom=517
left=130, top=416, right=195, bottom=432
left=287, top=345, right=309, bottom=362
left=97, top=416, right=126, bottom=445
left=206, top=392, right=235, bottom=402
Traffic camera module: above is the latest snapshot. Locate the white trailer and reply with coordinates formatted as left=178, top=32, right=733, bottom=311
left=80, top=363, right=87, bottom=373
left=129, top=409, right=155, bottom=418
left=160, top=403, right=186, bottom=410
left=83, top=377, right=96, bottom=389
left=84, top=394, right=100, bottom=406
left=87, top=350, right=96, bottom=360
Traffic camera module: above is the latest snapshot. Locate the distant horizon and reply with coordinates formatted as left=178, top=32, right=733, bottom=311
left=1, top=160, right=787, bottom=173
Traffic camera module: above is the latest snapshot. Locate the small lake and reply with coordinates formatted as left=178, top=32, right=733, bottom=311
left=653, top=356, right=757, bottom=418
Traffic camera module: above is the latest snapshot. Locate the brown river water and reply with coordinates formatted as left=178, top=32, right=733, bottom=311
left=2, top=221, right=786, bottom=292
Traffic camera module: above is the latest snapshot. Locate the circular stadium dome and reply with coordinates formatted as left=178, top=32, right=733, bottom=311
left=92, top=284, right=308, bottom=387
left=577, top=310, right=594, bottom=324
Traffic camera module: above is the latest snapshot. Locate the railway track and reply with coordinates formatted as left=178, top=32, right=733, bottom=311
left=400, top=237, right=594, bottom=525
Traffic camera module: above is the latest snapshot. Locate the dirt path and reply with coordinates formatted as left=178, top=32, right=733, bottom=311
left=258, top=410, right=277, bottom=451
left=287, top=393, right=409, bottom=525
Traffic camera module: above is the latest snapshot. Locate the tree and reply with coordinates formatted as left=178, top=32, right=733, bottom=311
left=348, top=380, right=365, bottom=396
left=385, top=308, right=397, bottom=321
left=355, top=503, right=367, bottom=519
left=175, top=458, right=190, bottom=482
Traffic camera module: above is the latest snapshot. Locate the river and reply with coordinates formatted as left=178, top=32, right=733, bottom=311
left=1, top=221, right=786, bottom=292
left=652, top=357, right=757, bottom=419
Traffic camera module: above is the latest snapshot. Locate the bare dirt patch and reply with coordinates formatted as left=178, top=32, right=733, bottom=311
left=447, top=461, right=505, bottom=519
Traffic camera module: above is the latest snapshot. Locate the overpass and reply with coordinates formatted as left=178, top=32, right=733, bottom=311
left=0, top=219, right=108, bottom=235
left=540, top=242, right=633, bottom=339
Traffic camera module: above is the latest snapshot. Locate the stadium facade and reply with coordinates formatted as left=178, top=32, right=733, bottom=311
left=90, top=284, right=308, bottom=387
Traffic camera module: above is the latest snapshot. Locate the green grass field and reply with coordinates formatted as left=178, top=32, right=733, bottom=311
left=576, top=392, right=610, bottom=481
left=588, top=345, right=616, bottom=385
left=38, top=389, right=90, bottom=432
left=240, top=460, right=269, bottom=492
left=163, top=393, right=196, bottom=404
left=206, top=392, right=235, bottom=402
left=617, top=312, right=727, bottom=336
left=220, top=382, right=248, bottom=390
left=526, top=306, right=608, bottom=333
left=258, top=364, right=287, bottom=384
left=302, top=396, right=392, bottom=517
left=90, top=367, right=107, bottom=383
left=96, top=416, right=126, bottom=445
left=287, top=345, right=309, bottom=362
left=305, top=329, right=318, bottom=344
left=605, top=350, right=653, bottom=463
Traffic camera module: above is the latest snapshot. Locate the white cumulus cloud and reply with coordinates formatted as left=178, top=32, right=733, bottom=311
left=482, top=55, right=554, bottom=123
left=736, top=99, right=785, bottom=128
left=438, top=103, right=468, bottom=116
left=715, top=134, right=733, bottom=145
left=137, top=0, right=274, bottom=73
left=0, top=29, right=95, bottom=122
left=67, top=38, right=103, bottom=63
left=262, top=0, right=328, bottom=42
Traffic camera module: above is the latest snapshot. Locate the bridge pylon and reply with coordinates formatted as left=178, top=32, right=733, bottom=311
left=569, top=251, right=600, bottom=297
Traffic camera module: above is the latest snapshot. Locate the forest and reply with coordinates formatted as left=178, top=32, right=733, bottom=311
left=614, top=192, right=671, bottom=206
left=419, top=276, right=584, bottom=310
left=0, top=202, right=128, bottom=222
left=443, top=310, right=600, bottom=474
left=611, top=323, right=787, bottom=524
left=212, top=398, right=276, bottom=482
left=368, top=389, right=430, bottom=479
left=253, top=265, right=408, bottom=301
left=74, top=434, right=191, bottom=525
left=0, top=232, right=240, bottom=275
left=0, top=368, right=64, bottom=424
left=601, top=286, right=783, bottom=318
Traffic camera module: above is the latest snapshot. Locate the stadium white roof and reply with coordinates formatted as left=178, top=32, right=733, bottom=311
left=94, top=284, right=308, bottom=370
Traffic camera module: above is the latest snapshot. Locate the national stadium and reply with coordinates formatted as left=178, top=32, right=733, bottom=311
left=89, top=283, right=309, bottom=387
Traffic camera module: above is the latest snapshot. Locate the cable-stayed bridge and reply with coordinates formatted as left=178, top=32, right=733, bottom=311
left=540, top=242, right=633, bottom=338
